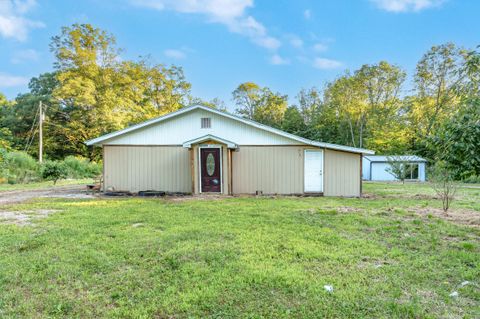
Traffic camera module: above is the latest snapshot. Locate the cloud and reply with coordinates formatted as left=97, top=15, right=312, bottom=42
left=0, top=0, right=44, bottom=41
left=0, top=73, right=29, bottom=87
left=286, top=34, right=303, bottom=48
left=313, top=43, right=328, bottom=52
left=370, top=0, right=445, bottom=12
left=164, top=49, right=186, bottom=59
left=303, top=9, right=311, bottom=19
left=313, top=57, right=343, bottom=70
left=132, top=0, right=281, bottom=50
left=11, top=49, right=39, bottom=63
left=270, top=54, right=289, bottom=65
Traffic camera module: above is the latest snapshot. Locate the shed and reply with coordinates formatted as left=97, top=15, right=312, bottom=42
left=362, top=155, right=427, bottom=182
left=86, top=105, right=374, bottom=197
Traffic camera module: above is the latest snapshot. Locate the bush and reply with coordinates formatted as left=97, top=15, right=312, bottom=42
left=62, top=156, right=101, bottom=178
left=41, top=161, right=68, bottom=185
left=463, top=175, right=480, bottom=184
left=429, top=161, right=458, bottom=212
left=1, top=150, right=40, bottom=184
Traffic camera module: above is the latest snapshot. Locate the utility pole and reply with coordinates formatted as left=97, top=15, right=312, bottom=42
left=39, top=100, right=43, bottom=163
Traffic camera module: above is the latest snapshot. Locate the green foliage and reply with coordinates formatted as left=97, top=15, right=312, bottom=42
left=49, top=24, right=192, bottom=159
left=430, top=98, right=480, bottom=179
left=62, top=156, right=101, bottom=178
left=233, top=82, right=287, bottom=128
left=1, top=150, right=39, bottom=184
left=281, top=106, right=307, bottom=135
left=0, top=149, right=99, bottom=185
left=386, top=156, right=415, bottom=184
left=41, top=160, right=69, bottom=185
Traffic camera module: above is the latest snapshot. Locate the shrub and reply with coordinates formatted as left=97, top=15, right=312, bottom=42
left=2, top=150, right=40, bottom=184
left=62, top=156, right=101, bottom=178
left=429, top=161, right=458, bottom=213
left=463, top=175, right=480, bottom=184
left=41, top=161, right=68, bottom=185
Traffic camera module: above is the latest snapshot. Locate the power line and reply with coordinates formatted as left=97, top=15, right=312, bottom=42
left=24, top=105, right=40, bottom=153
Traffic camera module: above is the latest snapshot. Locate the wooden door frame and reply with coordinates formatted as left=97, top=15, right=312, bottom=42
left=198, top=145, right=223, bottom=194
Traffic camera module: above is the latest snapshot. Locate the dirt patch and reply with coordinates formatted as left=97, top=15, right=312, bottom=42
left=0, top=185, right=95, bottom=205
left=409, top=207, right=480, bottom=228
left=0, top=209, right=62, bottom=226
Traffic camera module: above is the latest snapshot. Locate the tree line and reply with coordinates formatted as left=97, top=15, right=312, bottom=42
left=1, top=24, right=479, bottom=180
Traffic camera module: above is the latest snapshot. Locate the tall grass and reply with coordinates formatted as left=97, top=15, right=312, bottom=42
left=0, top=149, right=101, bottom=184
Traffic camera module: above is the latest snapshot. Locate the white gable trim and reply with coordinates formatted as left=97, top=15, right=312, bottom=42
left=183, top=134, right=238, bottom=149
left=85, top=105, right=374, bottom=154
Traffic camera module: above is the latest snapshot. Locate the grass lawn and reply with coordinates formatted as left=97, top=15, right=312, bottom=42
left=0, top=179, right=93, bottom=192
left=0, top=182, right=478, bottom=318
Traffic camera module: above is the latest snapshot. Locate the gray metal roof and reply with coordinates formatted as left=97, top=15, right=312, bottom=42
left=85, top=105, right=375, bottom=154
left=364, top=155, right=427, bottom=162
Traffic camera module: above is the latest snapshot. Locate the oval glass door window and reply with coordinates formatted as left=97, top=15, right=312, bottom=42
left=206, top=153, right=215, bottom=176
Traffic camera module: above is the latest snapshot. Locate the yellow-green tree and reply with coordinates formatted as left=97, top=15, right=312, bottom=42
left=233, top=82, right=287, bottom=128
left=50, top=24, right=192, bottom=158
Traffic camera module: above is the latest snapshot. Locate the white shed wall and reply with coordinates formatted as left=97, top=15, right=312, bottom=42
left=362, top=158, right=371, bottom=180
left=369, top=162, right=426, bottom=181
left=102, top=109, right=301, bottom=146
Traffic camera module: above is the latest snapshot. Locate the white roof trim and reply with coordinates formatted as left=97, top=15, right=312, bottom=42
left=182, top=134, right=238, bottom=149
left=85, top=105, right=374, bottom=154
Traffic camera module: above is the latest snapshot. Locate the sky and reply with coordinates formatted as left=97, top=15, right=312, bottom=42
left=0, top=0, right=479, bottom=110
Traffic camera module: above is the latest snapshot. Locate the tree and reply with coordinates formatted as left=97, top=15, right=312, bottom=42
left=322, top=62, right=408, bottom=152
left=324, top=73, right=367, bottom=147
left=254, top=88, right=287, bottom=128
left=413, top=43, right=468, bottom=138
left=386, top=156, right=414, bottom=184
left=429, top=161, right=458, bottom=213
left=41, top=160, right=68, bottom=185
left=200, top=97, right=227, bottom=111
left=233, top=83, right=287, bottom=127
left=233, top=82, right=261, bottom=120
left=281, top=106, right=306, bottom=135
left=296, top=87, right=322, bottom=125
left=50, top=24, right=193, bottom=159
left=430, top=98, right=480, bottom=179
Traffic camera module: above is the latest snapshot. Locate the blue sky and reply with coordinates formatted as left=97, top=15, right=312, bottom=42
left=0, top=0, right=479, bottom=109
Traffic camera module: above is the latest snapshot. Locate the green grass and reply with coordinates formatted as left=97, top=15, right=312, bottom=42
left=0, top=182, right=479, bottom=318
left=0, top=179, right=93, bottom=192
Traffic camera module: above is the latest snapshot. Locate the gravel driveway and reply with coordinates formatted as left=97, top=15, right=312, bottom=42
left=0, top=185, right=94, bottom=206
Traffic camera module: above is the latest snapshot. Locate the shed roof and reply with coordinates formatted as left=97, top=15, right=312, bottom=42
left=364, top=155, right=427, bottom=162
left=85, top=105, right=374, bottom=154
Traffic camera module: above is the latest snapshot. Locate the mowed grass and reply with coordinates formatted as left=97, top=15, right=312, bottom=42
left=0, top=183, right=479, bottom=318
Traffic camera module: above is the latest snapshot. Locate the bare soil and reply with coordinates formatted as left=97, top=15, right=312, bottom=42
left=0, top=209, right=61, bottom=226
left=409, top=207, right=480, bottom=228
left=0, top=185, right=94, bottom=206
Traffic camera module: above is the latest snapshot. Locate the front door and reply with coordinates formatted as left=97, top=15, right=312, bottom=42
left=200, top=148, right=221, bottom=192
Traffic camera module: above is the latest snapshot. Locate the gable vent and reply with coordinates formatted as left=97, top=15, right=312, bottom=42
left=201, top=117, right=211, bottom=129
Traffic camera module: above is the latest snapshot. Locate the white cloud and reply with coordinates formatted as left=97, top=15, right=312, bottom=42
left=270, top=54, right=289, bottom=65
left=11, top=49, right=39, bottom=63
left=313, top=57, right=343, bottom=70
left=0, top=0, right=44, bottom=41
left=132, top=0, right=281, bottom=50
left=313, top=43, right=328, bottom=52
left=164, top=49, right=186, bottom=59
left=0, top=73, right=29, bottom=87
left=287, top=34, right=303, bottom=48
left=303, top=9, right=311, bottom=19
left=371, top=0, right=445, bottom=12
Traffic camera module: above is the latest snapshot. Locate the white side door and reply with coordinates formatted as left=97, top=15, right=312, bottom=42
left=304, top=149, right=324, bottom=192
